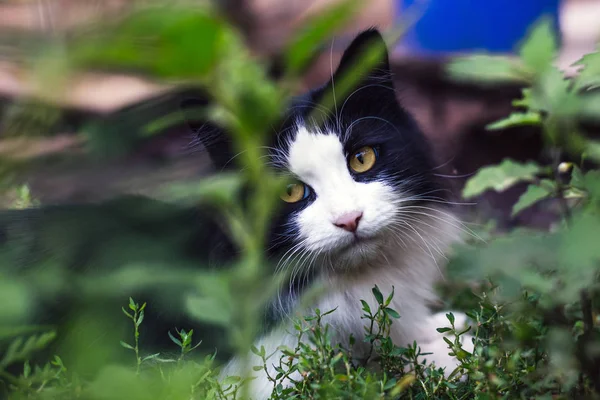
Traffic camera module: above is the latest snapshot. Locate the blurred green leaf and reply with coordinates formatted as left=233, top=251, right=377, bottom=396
left=185, top=294, right=230, bottom=326
left=518, top=16, right=558, bottom=74
left=558, top=212, right=600, bottom=270
left=512, top=182, right=553, bottom=216
left=1, top=331, right=56, bottom=368
left=582, top=170, right=600, bottom=200
left=0, top=276, right=32, bottom=323
left=73, top=7, right=224, bottom=79
left=448, top=231, right=560, bottom=299
left=585, top=140, right=600, bottom=163
left=539, top=67, right=579, bottom=119
left=119, top=341, right=135, bottom=351
left=581, top=93, right=600, bottom=123
left=462, top=159, right=542, bottom=199
left=573, top=46, right=600, bottom=90
left=512, top=88, right=542, bottom=110
left=446, top=55, right=529, bottom=84
left=285, top=0, right=359, bottom=74
left=486, top=111, right=542, bottom=130
left=167, top=173, right=244, bottom=206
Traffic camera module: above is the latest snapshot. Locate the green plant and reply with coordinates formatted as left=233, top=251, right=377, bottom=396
left=1, top=6, right=600, bottom=400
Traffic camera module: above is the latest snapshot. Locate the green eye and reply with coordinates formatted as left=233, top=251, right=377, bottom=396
left=349, top=146, right=377, bottom=173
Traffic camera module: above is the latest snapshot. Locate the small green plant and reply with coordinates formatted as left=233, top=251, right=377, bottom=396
left=168, top=328, right=202, bottom=363
left=120, top=298, right=149, bottom=373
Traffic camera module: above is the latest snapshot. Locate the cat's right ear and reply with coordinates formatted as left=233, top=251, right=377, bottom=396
left=180, top=96, right=237, bottom=171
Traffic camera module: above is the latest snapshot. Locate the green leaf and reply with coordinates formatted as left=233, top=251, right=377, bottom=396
left=222, top=375, right=241, bottom=386
left=512, top=183, right=553, bottom=216
left=186, top=295, right=230, bottom=326
left=372, top=286, right=384, bottom=305
left=512, top=88, right=543, bottom=110
left=385, top=286, right=395, bottom=305
left=284, top=0, right=359, bottom=74
left=128, top=297, right=136, bottom=311
left=518, top=16, right=558, bottom=74
left=141, top=353, right=160, bottom=363
left=486, top=111, right=542, bottom=130
left=462, top=159, right=542, bottom=199
left=360, top=300, right=371, bottom=314
left=573, top=46, right=600, bottom=90
left=447, top=55, right=529, bottom=84
left=384, top=307, right=401, bottom=319
left=121, top=307, right=133, bottom=319
left=0, top=332, right=57, bottom=368
left=135, top=311, right=145, bottom=327
left=570, top=165, right=585, bottom=189
left=583, top=170, right=600, bottom=200
left=23, top=360, right=31, bottom=378
left=540, top=67, right=579, bottom=118
left=73, top=7, right=224, bottom=79
left=168, top=331, right=182, bottom=347
left=119, top=341, right=134, bottom=350
left=167, top=173, right=244, bottom=206
left=436, top=327, right=452, bottom=333
left=585, top=140, right=600, bottom=163
left=556, top=213, right=600, bottom=302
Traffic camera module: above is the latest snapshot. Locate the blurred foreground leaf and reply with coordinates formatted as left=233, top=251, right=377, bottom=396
left=486, top=111, right=542, bottom=130
left=73, top=6, right=224, bottom=79
left=519, top=16, right=558, bottom=75
left=462, top=159, right=542, bottom=199
left=512, top=182, right=553, bottom=216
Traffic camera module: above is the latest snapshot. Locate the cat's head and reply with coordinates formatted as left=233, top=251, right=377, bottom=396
left=185, top=29, right=454, bottom=275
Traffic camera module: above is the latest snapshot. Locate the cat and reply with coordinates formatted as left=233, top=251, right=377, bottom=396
left=185, top=29, right=474, bottom=398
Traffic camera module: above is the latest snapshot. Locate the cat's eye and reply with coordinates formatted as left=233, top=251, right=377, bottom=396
left=349, top=146, right=378, bottom=173
left=280, top=182, right=309, bottom=203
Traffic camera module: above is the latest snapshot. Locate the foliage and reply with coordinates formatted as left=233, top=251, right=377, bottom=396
left=0, top=5, right=600, bottom=400
left=446, top=15, right=600, bottom=397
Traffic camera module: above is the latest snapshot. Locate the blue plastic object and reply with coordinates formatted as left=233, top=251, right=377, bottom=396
left=396, top=0, right=562, bottom=55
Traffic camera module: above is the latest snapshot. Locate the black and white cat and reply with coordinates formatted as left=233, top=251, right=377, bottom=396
left=191, top=29, right=474, bottom=398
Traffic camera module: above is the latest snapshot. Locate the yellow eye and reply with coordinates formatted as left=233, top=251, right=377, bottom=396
left=349, top=146, right=377, bottom=173
left=280, top=183, right=308, bottom=203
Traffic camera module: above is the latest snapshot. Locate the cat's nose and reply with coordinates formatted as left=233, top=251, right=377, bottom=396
left=333, top=211, right=363, bottom=233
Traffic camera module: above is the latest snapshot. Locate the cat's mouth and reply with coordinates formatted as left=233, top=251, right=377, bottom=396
left=338, top=232, right=379, bottom=252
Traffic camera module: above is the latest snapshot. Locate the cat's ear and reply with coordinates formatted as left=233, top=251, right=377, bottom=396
left=180, top=96, right=236, bottom=171
left=331, top=28, right=394, bottom=94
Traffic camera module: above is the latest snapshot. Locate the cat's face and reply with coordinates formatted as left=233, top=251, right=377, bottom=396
left=192, top=29, right=446, bottom=274
left=265, top=30, right=445, bottom=272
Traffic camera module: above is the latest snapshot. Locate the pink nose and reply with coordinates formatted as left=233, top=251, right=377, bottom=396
left=333, top=211, right=363, bottom=233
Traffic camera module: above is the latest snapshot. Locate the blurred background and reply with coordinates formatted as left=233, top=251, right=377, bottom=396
left=0, top=0, right=599, bottom=226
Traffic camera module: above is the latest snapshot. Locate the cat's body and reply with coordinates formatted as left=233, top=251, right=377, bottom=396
left=189, top=29, right=473, bottom=397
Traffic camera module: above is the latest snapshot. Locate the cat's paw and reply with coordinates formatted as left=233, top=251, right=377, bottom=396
left=429, top=310, right=471, bottom=332
left=418, top=311, right=474, bottom=379
left=417, top=334, right=473, bottom=380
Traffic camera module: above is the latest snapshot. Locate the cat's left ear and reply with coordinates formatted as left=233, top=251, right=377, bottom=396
left=329, top=28, right=395, bottom=98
